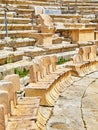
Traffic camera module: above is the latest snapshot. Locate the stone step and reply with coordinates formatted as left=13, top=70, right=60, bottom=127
left=0, top=17, right=32, bottom=24
left=16, top=42, right=93, bottom=58
left=16, top=13, right=33, bottom=19
left=2, top=0, right=60, bottom=6
left=0, top=49, right=24, bottom=65
left=17, top=8, right=34, bottom=14
left=0, top=38, right=36, bottom=49
left=50, top=14, right=82, bottom=19
left=0, top=43, right=95, bottom=80
left=0, top=30, right=37, bottom=39
left=78, top=6, right=98, bottom=9
left=6, top=96, right=40, bottom=130
left=0, top=24, right=32, bottom=31
left=0, top=12, right=16, bottom=17
left=7, top=120, right=37, bottom=130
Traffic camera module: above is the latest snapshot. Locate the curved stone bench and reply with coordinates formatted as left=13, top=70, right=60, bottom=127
left=2, top=74, right=41, bottom=130
left=36, top=106, right=52, bottom=130
left=66, top=45, right=98, bottom=77
left=25, top=67, right=73, bottom=106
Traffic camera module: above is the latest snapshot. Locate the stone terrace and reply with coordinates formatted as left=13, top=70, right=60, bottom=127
left=0, top=0, right=98, bottom=130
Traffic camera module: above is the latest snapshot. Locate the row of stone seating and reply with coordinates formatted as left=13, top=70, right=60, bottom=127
left=0, top=74, right=40, bottom=130
left=24, top=55, right=73, bottom=106
left=24, top=44, right=98, bottom=129
left=0, top=44, right=97, bottom=130
left=66, top=44, right=98, bottom=76
left=22, top=54, right=73, bottom=129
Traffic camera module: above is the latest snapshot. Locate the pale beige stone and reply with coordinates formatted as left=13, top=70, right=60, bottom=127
left=0, top=90, right=10, bottom=115
left=30, top=32, right=53, bottom=45
left=0, top=105, right=5, bottom=130
left=35, top=57, right=44, bottom=79
left=0, top=81, right=14, bottom=102
left=4, top=74, right=20, bottom=92
left=71, top=54, right=83, bottom=64
left=78, top=46, right=91, bottom=61
left=4, top=74, right=20, bottom=105
left=29, top=64, right=37, bottom=83
left=89, top=45, right=97, bottom=60
left=42, top=56, right=51, bottom=75
left=0, top=80, right=16, bottom=114
left=39, top=14, right=55, bottom=33
left=29, top=61, right=40, bottom=83
left=70, top=28, right=94, bottom=43
left=50, top=55, right=58, bottom=72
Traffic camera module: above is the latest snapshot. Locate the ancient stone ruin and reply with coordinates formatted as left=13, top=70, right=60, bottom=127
left=0, top=0, right=98, bottom=130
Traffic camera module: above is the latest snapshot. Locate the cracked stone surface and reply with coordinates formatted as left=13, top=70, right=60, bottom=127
left=46, top=72, right=98, bottom=130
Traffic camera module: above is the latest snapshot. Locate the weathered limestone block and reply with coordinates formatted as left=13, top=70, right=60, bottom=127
left=89, top=45, right=97, bottom=60
left=71, top=54, right=83, bottom=64
left=39, top=14, right=55, bottom=33
left=0, top=105, right=5, bottom=130
left=94, top=31, right=98, bottom=40
left=7, top=120, right=37, bottom=130
left=0, top=90, right=10, bottom=115
left=37, top=107, right=52, bottom=130
left=78, top=28, right=94, bottom=43
left=4, top=74, right=20, bottom=92
left=0, top=81, right=15, bottom=110
left=30, top=64, right=38, bottom=83
left=43, top=56, right=51, bottom=75
left=0, top=81, right=14, bottom=102
left=35, top=57, right=44, bottom=79
left=4, top=74, right=20, bottom=105
left=29, top=61, right=40, bottom=83
left=71, top=28, right=94, bottom=43
left=66, top=56, right=89, bottom=77
left=78, top=46, right=91, bottom=61
left=50, top=55, right=58, bottom=72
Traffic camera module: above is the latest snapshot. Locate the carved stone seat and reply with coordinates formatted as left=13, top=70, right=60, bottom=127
left=0, top=105, right=5, bottom=130
left=0, top=90, right=10, bottom=127
left=25, top=55, right=73, bottom=106
left=0, top=81, right=16, bottom=115
left=4, top=74, right=21, bottom=105
left=29, top=32, right=53, bottom=46
left=39, top=14, right=56, bottom=33
left=66, top=45, right=98, bottom=77
left=3, top=74, right=41, bottom=130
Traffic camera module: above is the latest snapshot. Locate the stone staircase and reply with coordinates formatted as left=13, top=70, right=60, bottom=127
left=0, top=0, right=97, bottom=82
left=0, top=0, right=98, bottom=129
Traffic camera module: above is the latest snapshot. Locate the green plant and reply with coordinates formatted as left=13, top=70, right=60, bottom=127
left=6, top=56, right=12, bottom=63
left=56, top=57, right=70, bottom=65
left=14, top=68, right=29, bottom=78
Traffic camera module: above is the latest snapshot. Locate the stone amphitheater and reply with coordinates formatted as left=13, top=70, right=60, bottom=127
left=0, top=0, right=98, bottom=130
